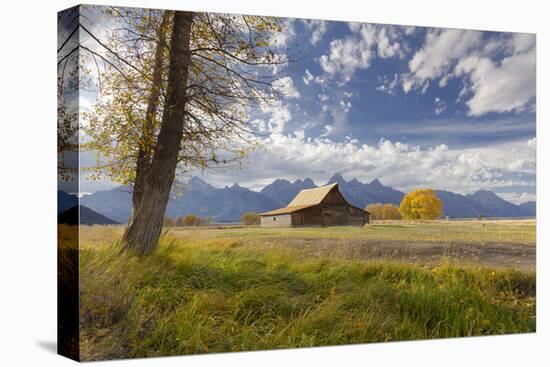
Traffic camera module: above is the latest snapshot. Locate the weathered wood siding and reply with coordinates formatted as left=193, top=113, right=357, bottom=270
left=348, top=206, right=368, bottom=226
left=300, top=206, right=322, bottom=226
left=260, top=214, right=292, bottom=228
left=320, top=205, right=347, bottom=226
left=322, top=189, right=347, bottom=205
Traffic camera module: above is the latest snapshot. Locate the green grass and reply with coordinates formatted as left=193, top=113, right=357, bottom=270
left=79, top=228, right=536, bottom=361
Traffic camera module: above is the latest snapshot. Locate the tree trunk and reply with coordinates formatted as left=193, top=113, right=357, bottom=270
left=122, top=11, right=194, bottom=254
left=122, top=12, right=169, bottom=243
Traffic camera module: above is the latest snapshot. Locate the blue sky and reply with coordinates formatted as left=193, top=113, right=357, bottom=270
left=75, top=9, right=536, bottom=204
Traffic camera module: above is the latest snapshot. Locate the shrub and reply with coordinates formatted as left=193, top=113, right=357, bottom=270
left=175, top=216, right=185, bottom=227
left=366, top=203, right=402, bottom=220
left=174, top=214, right=212, bottom=227
left=183, top=214, right=200, bottom=226
left=241, top=212, right=261, bottom=225
left=198, top=216, right=212, bottom=226
left=163, top=217, right=176, bottom=227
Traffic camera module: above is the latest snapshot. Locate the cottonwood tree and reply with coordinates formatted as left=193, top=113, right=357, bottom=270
left=82, top=7, right=295, bottom=253
left=57, top=7, right=83, bottom=181
left=399, top=189, right=443, bottom=220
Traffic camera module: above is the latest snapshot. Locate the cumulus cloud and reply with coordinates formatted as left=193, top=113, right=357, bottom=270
left=273, top=19, right=295, bottom=47
left=302, top=19, right=328, bottom=45
left=453, top=46, right=535, bottom=116
left=376, top=73, right=399, bottom=95
left=402, top=29, right=483, bottom=92
left=255, top=102, right=293, bottom=134
left=319, top=37, right=373, bottom=83
left=319, top=23, right=404, bottom=83
left=201, top=133, right=536, bottom=195
left=273, top=76, right=300, bottom=98
left=402, top=28, right=536, bottom=116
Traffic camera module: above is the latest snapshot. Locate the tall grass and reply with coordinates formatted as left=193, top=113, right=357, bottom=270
left=79, top=235, right=535, bottom=361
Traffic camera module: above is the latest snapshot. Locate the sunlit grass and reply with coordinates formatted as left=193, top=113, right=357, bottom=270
left=79, top=227, right=536, bottom=361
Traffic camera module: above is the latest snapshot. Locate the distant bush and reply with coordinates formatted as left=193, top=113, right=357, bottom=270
left=173, top=214, right=212, bottom=227
left=181, top=214, right=201, bottom=226
left=175, top=216, right=185, bottom=227
left=163, top=217, right=176, bottom=227
left=366, top=203, right=402, bottom=220
left=241, top=212, right=261, bottom=226
left=198, top=216, right=212, bottom=226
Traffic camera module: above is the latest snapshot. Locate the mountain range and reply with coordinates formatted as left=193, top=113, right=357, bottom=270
left=58, top=205, right=120, bottom=225
left=57, top=173, right=535, bottom=223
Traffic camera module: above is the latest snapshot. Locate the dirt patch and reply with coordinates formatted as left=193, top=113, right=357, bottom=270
left=249, top=238, right=536, bottom=272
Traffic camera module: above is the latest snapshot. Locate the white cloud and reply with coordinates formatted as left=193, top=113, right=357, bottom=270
left=402, top=29, right=536, bottom=116
left=403, top=29, right=483, bottom=92
left=497, top=192, right=536, bottom=205
left=257, top=102, right=293, bottom=134
left=339, top=100, right=352, bottom=112
left=376, top=27, right=403, bottom=58
left=203, top=133, right=536, bottom=195
left=303, top=69, right=314, bottom=85
left=376, top=73, right=399, bottom=95
left=403, top=26, right=416, bottom=35
left=319, top=36, right=373, bottom=83
left=273, top=19, right=295, bottom=48
left=434, top=97, right=447, bottom=115
left=319, top=23, right=404, bottom=83
left=453, top=46, right=535, bottom=116
left=318, top=93, right=329, bottom=102
left=512, top=33, right=536, bottom=54
left=273, top=76, right=300, bottom=98
left=302, top=19, right=328, bottom=45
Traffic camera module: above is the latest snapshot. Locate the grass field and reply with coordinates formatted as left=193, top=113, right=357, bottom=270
left=74, top=220, right=536, bottom=361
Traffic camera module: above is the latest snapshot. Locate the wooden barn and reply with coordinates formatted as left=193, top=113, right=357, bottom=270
left=259, top=183, right=370, bottom=227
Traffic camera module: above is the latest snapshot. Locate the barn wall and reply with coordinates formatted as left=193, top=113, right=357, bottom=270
left=348, top=206, right=368, bottom=226
left=301, top=205, right=322, bottom=226
left=260, top=214, right=292, bottom=227
left=319, top=205, right=347, bottom=226
left=349, top=215, right=365, bottom=226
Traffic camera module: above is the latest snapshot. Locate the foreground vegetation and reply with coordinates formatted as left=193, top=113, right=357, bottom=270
left=78, top=223, right=536, bottom=360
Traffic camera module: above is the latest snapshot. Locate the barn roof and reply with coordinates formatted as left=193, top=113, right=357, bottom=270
left=260, top=183, right=339, bottom=216
left=287, top=183, right=338, bottom=206
left=259, top=204, right=317, bottom=216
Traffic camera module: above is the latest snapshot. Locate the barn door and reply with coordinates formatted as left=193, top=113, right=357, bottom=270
left=335, top=209, right=347, bottom=225
left=322, top=208, right=331, bottom=226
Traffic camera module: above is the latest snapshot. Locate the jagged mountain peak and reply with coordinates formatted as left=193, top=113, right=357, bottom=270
left=188, top=176, right=211, bottom=187
left=327, top=173, right=346, bottom=185
left=370, top=178, right=383, bottom=187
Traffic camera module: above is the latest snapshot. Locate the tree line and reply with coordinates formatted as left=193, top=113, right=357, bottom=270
left=164, top=212, right=261, bottom=227
left=366, top=188, right=443, bottom=220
